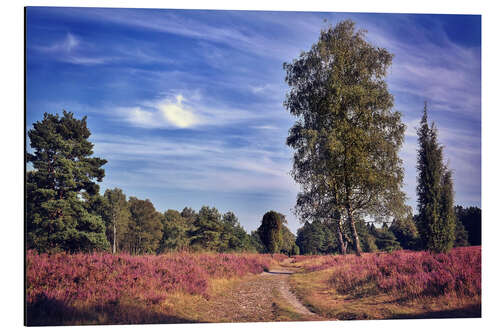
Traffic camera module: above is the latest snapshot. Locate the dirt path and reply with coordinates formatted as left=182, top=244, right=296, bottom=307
left=202, top=260, right=321, bottom=322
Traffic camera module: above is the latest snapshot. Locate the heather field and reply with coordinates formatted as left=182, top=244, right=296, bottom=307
left=26, top=247, right=481, bottom=325
left=287, top=246, right=481, bottom=320
left=26, top=251, right=287, bottom=325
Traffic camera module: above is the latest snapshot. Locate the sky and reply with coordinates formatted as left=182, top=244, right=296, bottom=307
left=25, top=7, right=481, bottom=234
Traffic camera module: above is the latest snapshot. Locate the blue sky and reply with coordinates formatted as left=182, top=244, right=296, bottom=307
left=26, top=7, right=481, bottom=234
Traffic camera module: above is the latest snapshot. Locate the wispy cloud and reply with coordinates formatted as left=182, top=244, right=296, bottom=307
left=364, top=18, right=481, bottom=120
left=37, top=32, right=79, bottom=53
left=117, top=91, right=278, bottom=129
left=33, top=32, right=112, bottom=65
left=92, top=133, right=297, bottom=194
left=38, top=8, right=322, bottom=62
left=252, top=125, right=280, bottom=130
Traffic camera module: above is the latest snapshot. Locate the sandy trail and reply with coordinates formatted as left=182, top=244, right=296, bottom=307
left=202, top=259, right=321, bottom=322
left=262, top=269, right=319, bottom=317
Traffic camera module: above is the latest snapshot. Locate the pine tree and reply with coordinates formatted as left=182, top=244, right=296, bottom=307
left=455, top=205, right=480, bottom=245
left=295, top=222, right=321, bottom=255
left=434, top=168, right=456, bottom=251
left=373, top=223, right=401, bottom=252
left=454, top=215, right=469, bottom=247
left=296, top=220, right=339, bottom=254
left=416, top=103, right=456, bottom=252
left=26, top=111, right=109, bottom=252
left=389, top=214, right=420, bottom=250
left=220, top=211, right=251, bottom=252
left=189, top=206, right=223, bottom=251
left=249, top=230, right=266, bottom=253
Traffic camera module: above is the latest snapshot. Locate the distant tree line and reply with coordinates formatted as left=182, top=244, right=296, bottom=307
left=88, top=193, right=268, bottom=254
left=295, top=207, right=481, bottom=255
left=25, top=111, right=300, bottom=254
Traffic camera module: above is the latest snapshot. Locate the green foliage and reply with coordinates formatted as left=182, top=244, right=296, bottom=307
left=249, top=230, right=266, bottom=253
left=158, top=209, right=190, bottom=252
left=131, top=204, right=259, bottom=253
left=181, top=207, right=197, bottom=224
left=455, top=206, right=481, bottom=246
left=190, top=206, right=223, bottom=251
left=373, top=223, right=401, bottom=252
left=26, top=111, right=109, bottom=253
left=296, top=220, right=338, bottom=255
left=280, top=225, right=297, bottom=255
left=435, top=169, right=456, bottom=251
left=219, top=211, right=255, bottom=252
left=454, top=216, right=469, bottom=247
left=416, top=104, right=456, bottom=253
left=389, top=214, right=421, bottom=250
left=295, top=218, right=378, bottom=255
left=355, top=221, right=378, bottom=253
left=257, top=211, right=283, bottom=253
left=284, top=20, right=406, bottom=256
left=101, top=188, right=131, bottom=253
left=124, top=197, right=163, bottom=254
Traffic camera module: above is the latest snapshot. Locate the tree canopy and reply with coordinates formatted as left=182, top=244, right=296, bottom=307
left=455, top=206, right=481, bottom=246
left=158, top=209, right=190, bottom=252
left=101, top=188, right=131, bottom=253
left=284, top=20, right=406, bottom=255
left=389, top=213, right=420, bottom=250
left=26, top=111, right=109, bottom=252
left=125, top=197, right=163, bottom=254
left=190, top=206, right=224, bottom=251
left=257, top=211, right=284, bottom=253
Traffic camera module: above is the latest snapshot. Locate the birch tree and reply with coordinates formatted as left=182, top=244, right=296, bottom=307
left=284, top=20, right=406, bottom=255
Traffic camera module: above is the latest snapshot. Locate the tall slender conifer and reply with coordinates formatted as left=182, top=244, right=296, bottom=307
left=416, top=103, right=455, bottom=252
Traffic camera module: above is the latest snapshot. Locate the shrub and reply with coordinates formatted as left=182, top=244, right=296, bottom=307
left=322, top=247, right=481, bottom=299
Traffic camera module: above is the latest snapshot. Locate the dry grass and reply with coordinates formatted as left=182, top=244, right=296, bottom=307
left=288, top=249, right=481, bottom=320
left=26, top=252, right=286, bottom=326
left=270, top=289, right=309, bottom=321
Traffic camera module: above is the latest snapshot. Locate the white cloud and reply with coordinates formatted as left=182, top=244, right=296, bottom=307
left=159, top=97, right=200, bottom=128
left=117, top=91, right=270, bottom=129
left=119, top=94, right=201, bottom=129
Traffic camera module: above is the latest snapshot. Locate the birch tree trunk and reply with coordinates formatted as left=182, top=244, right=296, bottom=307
left=113, top=223, right=116, bottom=254
left=347, top=205, right=362, bottom=256
left=333, top=210, right=347, bottom=255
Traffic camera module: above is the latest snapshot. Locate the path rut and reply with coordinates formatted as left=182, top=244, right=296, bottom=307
left=202, top=261, right=321, bottom=322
